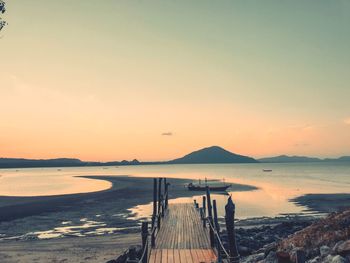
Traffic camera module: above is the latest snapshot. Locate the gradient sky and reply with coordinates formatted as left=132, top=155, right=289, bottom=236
left=1, top=1, right=350, bottom=161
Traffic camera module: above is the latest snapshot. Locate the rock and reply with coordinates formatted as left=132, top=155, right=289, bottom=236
left=242, top=253, right=265, bottom=263
left=321, top=246, right=331, bottom=257
left=324, top=255, right=335, bottom=263
left=335, top=240, right=350, bottom=257
left=331, top=255, right=348, bottom=263
left=239, top=245, right=253, bottom=256
left=264, top=242, right=277, bottom=258
left=290, top=248, right=306, bottom=263
left=306, top=256, right=320, bottom=263
left=264, top=251, right=278, bottom=263
left=333, top=242, right=345, bottom=255
left=276, top=251, right=290, bottom=263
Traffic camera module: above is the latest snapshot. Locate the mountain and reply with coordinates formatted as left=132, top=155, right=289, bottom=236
left=0, top=158, right=140, bottom=169
left=259, top=155, right=350, bottom=163
left=258, top=155, right=322, bottom=163
left=168, top=146, right=258, bottom=164
left=324, top=156, right=350, bottom=162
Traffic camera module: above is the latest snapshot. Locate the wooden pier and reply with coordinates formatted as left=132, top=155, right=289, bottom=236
left=149, top=203, right=216, bottom=262
left=133, top=178, right=240, bottom=263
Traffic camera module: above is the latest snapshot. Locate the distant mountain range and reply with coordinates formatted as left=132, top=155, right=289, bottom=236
left=168, top=146, right=258, bottom=164
left=0, top=146, right=349, bottom=168
left=0, top=158, right=140, bottom=169
left=0, top=146, right=257, bottom=168
left=258, top=155, right=350, bottom=163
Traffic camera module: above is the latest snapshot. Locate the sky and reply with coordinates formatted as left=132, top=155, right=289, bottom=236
left=0, top=0, right=350, bottom=161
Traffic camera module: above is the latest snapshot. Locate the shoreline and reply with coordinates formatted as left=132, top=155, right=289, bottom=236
left=0, top=175, right=349, bottom=262
left=291, top=193, right=350, bottom=213
left=0, top=175, right=257, bottom=262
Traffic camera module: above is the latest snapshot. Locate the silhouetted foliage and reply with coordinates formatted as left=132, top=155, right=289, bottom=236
left=0, top=0, right=6, bottom=32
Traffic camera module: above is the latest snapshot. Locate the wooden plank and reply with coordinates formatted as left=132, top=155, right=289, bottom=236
left=167, top=249, right=174, bottom=263
left=154, top=249, right=162, bottom=263
left=161, top=248, right=168, bottom=263
left=149, top=249, right=156, bottom=263
left=179, top=249, right=188, bottom=263
left=149, top=203, right=217, bottom=263
left=173, top=249, right=180, bottom=263
left=184, top=249, right=192, bottom=263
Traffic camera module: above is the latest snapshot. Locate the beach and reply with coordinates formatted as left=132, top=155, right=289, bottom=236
left=0, top=170, right=349, bottom=262
left=0, top=175, right=257, bottom=262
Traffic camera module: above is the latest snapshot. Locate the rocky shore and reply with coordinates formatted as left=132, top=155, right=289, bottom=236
left=227, top=209, right=350, bottom=263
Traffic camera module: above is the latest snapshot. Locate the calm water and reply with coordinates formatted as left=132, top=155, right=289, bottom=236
left=0, top=162, right=349, bottom=220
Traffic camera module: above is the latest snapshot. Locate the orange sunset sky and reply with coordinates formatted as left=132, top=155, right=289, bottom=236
left=1, top=1, right=350, bottom=161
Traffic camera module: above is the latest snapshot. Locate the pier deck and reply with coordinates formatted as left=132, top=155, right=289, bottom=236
left=149, top=203, right=217, bottom=263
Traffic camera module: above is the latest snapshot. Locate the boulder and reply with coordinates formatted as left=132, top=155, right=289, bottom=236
left=320, top=246, right=331, bottom=257
left=264, top=251, right=278, bottom=263
left=331, top=255, right=348, bottom=263
left=290, top=248, right=306, bottom=263
left=335, top=240, right=350, bottom=257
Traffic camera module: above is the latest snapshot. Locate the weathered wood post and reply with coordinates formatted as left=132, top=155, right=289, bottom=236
left=157, top=178, right=162, bottom=229
left=213, top=200, right=222, bottom=262
left=151, top=227, right=156, bottom=248
left=206, top=186, right=215, bottom=248
left=141, top=221, right=148, bottom=263
left=213, top=200, right=220, bottom=231
left=161, top=194, right=165, bottom=217
left=202, top=195, right=206, bottom=216
left=225, top=196, right=240, bottom=263
left=152, top=178, right=157, bottom=229
left=164, top=178, right=169, bottom=210
left=200, top=207, right=206, bottom=228
left=158, top=178, right=162, bottom=214
left=194, top=199, right=199, bottom=209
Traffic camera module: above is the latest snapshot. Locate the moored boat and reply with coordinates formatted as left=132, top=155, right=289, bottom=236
left=187, top=178, right=231, bottom=191
left=187, top=183, right=231, bottom=191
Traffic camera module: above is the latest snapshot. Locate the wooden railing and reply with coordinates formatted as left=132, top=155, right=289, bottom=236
left=133, top=179, right=240, bottom=263
left=195, top=187, right=240, bottom=263
left=135, top=178, right=169, bottom=263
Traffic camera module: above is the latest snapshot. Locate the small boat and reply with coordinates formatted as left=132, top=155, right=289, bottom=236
left=187, top=178, right=231, bottom=192
left=262, top=169, right=272, bottom=172
left=187, top=183, right=231, bottom=191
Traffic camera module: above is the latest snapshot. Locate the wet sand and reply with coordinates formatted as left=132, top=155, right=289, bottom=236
left=292, top=193, right=350, bottom=213
left=0, top=233, right=140, bottom=263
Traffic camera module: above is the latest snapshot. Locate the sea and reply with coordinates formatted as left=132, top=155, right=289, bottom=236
left=0, top=162, right=349, bottom=240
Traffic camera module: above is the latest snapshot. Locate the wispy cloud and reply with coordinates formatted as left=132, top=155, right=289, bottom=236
left=161, top=132, right=173, bottom=136
left=344, top=118, right=350, bottom=125
left=293, top=142, right=310, bottom=147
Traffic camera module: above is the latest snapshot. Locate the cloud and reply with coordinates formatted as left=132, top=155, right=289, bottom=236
left=293, top=142, right=310, bottom=147
left=161, top=132, right=173, bottom=136
left=344, top=118, right=350, bottom=125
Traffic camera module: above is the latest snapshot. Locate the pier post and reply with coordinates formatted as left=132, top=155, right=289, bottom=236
left=202, top=196, right=206, bottom=216
left=225, top=196, right=240, bottom=263
left=152, top=178, right=157, bottom=228
left=141, top=221, right=149, bottom=263
left=151, top=226, right=156, bottom=248
left=213, top=200, right=220, bottom=232
left=158, top=178, right=162, bottom=218
left=206, top=187, right=215, bottom=248
left=213, top=200, right=222, bottom=262
left=200, top=207, right=206, bottom=228
left=161, top=194, right=165, bottom=217
left=164, top=178, right=169, bottom=210
left=157, top=178, right=162, bottom=229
